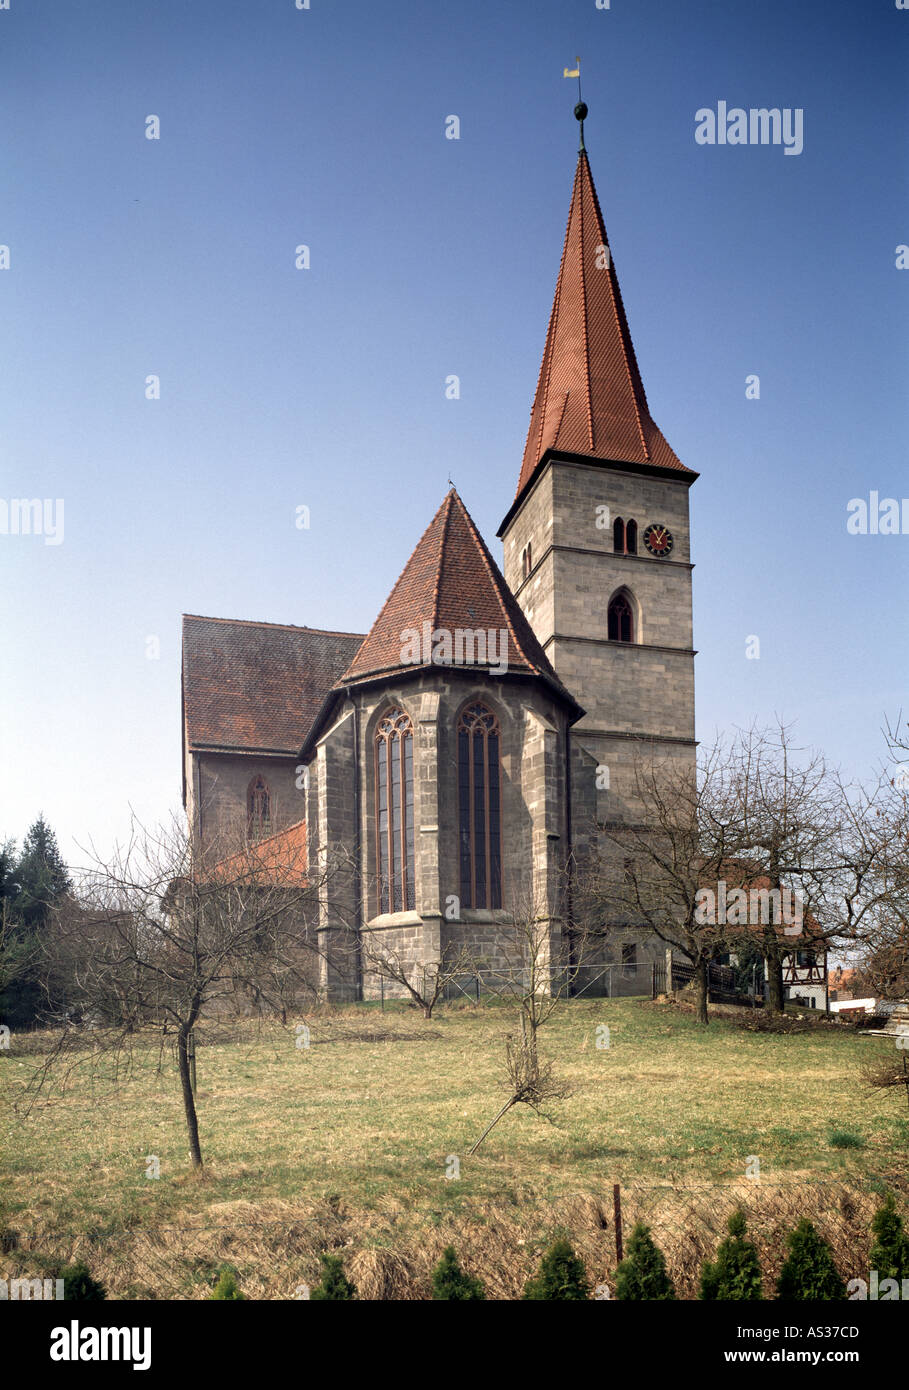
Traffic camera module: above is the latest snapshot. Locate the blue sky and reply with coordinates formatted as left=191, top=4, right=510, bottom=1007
left=0, top=0, right=906, bottom=865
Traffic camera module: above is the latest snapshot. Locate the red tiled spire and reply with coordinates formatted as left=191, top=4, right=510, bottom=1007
left=340, top=488, right=573, bottom=698
left=516, top=151, right=693, bottom=501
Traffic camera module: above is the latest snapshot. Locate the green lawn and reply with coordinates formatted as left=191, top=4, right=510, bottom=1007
left=2, top=998, right=905, bottom=1298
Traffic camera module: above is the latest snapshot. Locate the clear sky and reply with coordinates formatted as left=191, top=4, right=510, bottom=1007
left=1, top=0, right=907, bottom=867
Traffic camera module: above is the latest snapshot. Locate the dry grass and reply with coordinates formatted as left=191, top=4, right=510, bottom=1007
left=1, top=997, right=905, bottom=1298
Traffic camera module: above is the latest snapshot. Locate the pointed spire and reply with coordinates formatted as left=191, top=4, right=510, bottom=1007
left=339, top=488, right=577, bottom=703
left=513, top=146, right=693, bottom=505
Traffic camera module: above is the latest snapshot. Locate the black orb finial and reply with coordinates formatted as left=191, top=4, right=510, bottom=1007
left=574, top=100, right=588, bottom=153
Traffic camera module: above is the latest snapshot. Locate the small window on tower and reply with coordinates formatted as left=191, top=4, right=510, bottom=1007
left=626, top=519, right=638, bottom=554
left=521, top=542, right=533, bottom=580
left=608, top=592, right=634, bottom=643
left=613, top=516, right=625, bottom=554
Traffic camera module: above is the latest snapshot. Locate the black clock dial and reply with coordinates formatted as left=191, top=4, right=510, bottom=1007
left=643, top=523, right=673, bottom=557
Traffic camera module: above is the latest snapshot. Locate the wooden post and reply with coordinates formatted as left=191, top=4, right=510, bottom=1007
left=613, top=1183, right=623, bottom=1264
left=665, top=946, right=674, bottom=993
left=380, top=976, right=385, bottom=1011
left=651, top=961, right=656, bottom=999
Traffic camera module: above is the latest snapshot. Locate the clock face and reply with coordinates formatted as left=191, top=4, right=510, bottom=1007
left=643, top=523, right=673, bottom=557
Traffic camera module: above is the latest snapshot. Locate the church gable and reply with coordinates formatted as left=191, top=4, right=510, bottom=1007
left=338, top=488, right=579, bottom=706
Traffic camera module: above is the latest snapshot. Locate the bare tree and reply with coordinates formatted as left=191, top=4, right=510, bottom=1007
left=467, top=873, right=599, bottom=1151
left=596, top=740, right=738, bottom=1025
left=29, top=814, right=341, bottom=1168
left=359, top=937, right=477, bottom=1018
left=862, top=1053, right=909, bottom=1116
left=591, top=724, right=881, bottom=1023
left=856, top=716, right=909, bottom=999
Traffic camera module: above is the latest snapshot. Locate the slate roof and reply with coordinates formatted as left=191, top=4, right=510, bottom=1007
left=515, top=150, right=695, bottom=506
left=182, top=615, right=365, bottom=754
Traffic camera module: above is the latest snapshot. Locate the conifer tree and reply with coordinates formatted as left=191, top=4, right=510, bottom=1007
left=60, top=1260, right=106, bottom=1300
left=869, top=1193, right=909, bottom=1282
left=310, top=1253, right=356, bottom=1300
left=614, top=1222, right=676, bottom=1300
left=776, top=1219, right=845, bottom=1300
left=210, top=1265, right=246, bottom=1299
left=699, top=1209, right=763, bottom=1300
left=0, top=816, right=71, bottom=1026
left=431, top=1246, right=485, bottom=1300
left=523, top=1238, right=590, bottom=1300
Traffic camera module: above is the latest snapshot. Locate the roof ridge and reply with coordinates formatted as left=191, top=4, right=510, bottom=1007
left=338, top=493, right=452, bottom=681
left=576, top=154, right=595, bottom=453
left=582, top=154, right=650, bottom=461
left=431, top=489, right=455, bottom=636
left=182, top=613, right=366, bottom=639
left=453, top=495, right=530, bottom=675
left=520, top=160, right=576, bottom=484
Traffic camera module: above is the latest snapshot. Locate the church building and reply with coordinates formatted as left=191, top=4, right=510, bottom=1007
left=181, top=115, right=698, bottom=1002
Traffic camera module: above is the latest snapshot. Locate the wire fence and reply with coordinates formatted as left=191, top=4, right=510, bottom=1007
left=431, top=960, right=748, bottom=1006
left=5, top=1174, right=905, bottom=1300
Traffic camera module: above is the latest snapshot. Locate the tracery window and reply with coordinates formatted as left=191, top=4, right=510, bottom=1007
left=608, top=591, right=634, bottom=643
left=247, top=775, right=271, bottom=842
left=375, top=708, right=415, bottom=913
left=457, top=703, right=502, bottom=910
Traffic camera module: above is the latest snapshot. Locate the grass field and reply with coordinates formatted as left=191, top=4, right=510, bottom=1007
left=2, top=997, right=907, bottom=1298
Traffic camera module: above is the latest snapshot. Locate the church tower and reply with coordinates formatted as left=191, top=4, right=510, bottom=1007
left=498, top=110, right=697, bottom=823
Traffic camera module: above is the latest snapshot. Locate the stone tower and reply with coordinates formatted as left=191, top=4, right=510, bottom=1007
left=498, top=142, right=697, bottom=824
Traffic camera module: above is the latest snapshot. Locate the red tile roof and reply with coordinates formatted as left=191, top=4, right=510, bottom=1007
left=182, top=615, right=364, bottom=754
left=205, top=819, right=308, bottom=886
left=338, top=488, right=577, bottom=703
left=516, top=151, right=694, bottom=503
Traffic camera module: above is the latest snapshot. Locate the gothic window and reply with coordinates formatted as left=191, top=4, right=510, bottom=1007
left=613, top=516, right=625, bottom=553
left=247, top=775, right=271, bottom=842
left=622, top=941, right=637, bottom=977
left=458, top=702, right=502, bottom=910
left=375, top=707, right=415, bottom=914
left=608, top=591, right=634, bottom=643
left=521, top=542, right=533, bottom=580
left=625, top=519, right=638, bottom=554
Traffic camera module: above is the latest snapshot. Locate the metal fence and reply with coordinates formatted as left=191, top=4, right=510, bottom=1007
left=5, top=1175, right=904, bottom=1300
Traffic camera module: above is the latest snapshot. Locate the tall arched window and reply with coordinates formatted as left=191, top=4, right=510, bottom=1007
left=625, top=519, right=638, bottom=554
left=613, top=516, right=625, bottom=553
left=521, top=541, right=533, bottom=580
left=375, top=708, right=415, bottom=914
left=247, top=775, right=271, bottom=841
left=458, top=703, right=502, bottom=910
left=608, top=592, right=634, bottom=643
